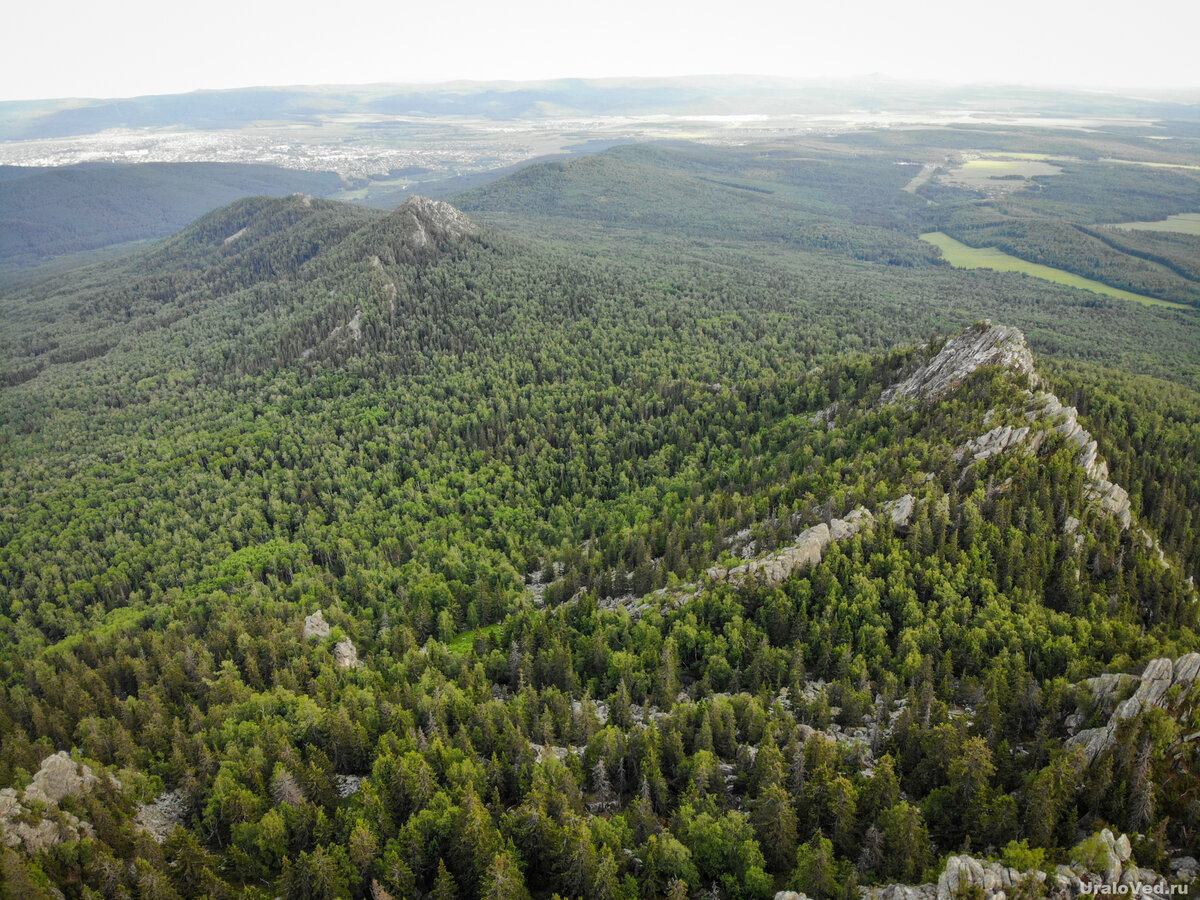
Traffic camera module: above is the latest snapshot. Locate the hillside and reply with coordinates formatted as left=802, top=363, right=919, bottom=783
left=1, top=190, right=1198, bottom=897
left=0, top=162, right=347, bottom=275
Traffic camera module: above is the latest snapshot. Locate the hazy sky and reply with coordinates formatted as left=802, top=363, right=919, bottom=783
left=5, top=0, right=1199, bottom=101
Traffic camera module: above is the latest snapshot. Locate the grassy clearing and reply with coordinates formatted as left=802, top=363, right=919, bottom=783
left=959, top=158, right=1063, bottom=177
left=1109, top=213, right=1200, bottom=235
left=903, top=163, right=938, bottom=194
left=938, top=157, right=1064, bottom=195
left=446, top=623, right=504, bottom=654
left=921, top=232, right=1189, bottom=309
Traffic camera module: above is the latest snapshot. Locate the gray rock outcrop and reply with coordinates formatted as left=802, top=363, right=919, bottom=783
left=334, top=638, right=359, bottom=669
left=1068, top=653, right=1200, bottom=763
left=882, top=321, right=1036, bottom=405
left=708, top=508, right=872, bottom=586
left=303, top=610, right=331, bottom=640
left=135, top=789, right=186, bottom=842
left=24, top=750, right=99, bottom=805
left=955, top=387, right=1135, bottom=534
left=392, top=196, right=477, bottom=248
left=937, top=855, right=1039, bottom=900
left=0, top=752, right=105, bottom=853
left=884, top=494, right=917, bottom=530
left=956, top=423, right=1038, bottom=464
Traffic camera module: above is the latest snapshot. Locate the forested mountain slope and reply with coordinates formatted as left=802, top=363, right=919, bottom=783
left=0, top=162, right=347, bottom=275
left=0, top=194, right=1198, bottom=897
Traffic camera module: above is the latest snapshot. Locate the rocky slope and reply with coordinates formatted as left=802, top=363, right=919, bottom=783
left=722, top=321, right=1150, bottom=592
left=1068, top=653, right=1200, bottom=763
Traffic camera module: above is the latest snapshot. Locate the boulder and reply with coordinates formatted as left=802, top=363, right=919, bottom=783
left=884, top=494, right=917, bottom=530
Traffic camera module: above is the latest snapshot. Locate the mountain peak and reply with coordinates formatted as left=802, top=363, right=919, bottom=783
left=883, top=320, right=1035, bottom=404
left=389, top=195, right=477, bottom=248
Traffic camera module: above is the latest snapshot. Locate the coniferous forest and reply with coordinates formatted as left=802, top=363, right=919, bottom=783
left=1, top=129, right=1199, bottom=899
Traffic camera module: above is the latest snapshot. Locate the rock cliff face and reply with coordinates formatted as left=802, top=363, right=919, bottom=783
left=0, top=752, right=108, bottom=853
left=881, top=321, right=1036, bottom=405
left=1068, top=653, right=1200, bottom=763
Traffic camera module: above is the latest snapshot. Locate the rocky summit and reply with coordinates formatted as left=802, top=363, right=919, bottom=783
left=882, top=320, right=1036, bottom=405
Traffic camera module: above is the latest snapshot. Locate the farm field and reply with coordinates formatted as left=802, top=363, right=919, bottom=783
left=920, top=230, right=1189, bottom=307
left=1110, top=212, right=1200, bottom=234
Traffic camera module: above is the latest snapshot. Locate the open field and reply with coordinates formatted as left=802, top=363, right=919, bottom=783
left=903, top=162, right=938, bottom=193
left=920, top=231, right=1189, bottom=308
left=1102, top=158, right=1200, bottom=172
left=1109, top=212, right=1200, bottom=235
left=938, top=156, right=1064, bottom=195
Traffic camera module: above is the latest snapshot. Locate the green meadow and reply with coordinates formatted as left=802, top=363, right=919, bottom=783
left=921, top=231, right=1188, bottom=308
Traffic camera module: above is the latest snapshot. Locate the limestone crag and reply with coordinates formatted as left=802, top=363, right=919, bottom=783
left=303, top=610, right=331, bottom=640
left=334, top=638, right=359, bottom=669
left=708, top=507, right=872, bottom=585
left=0, top=752, right=106, bottom=853
left=392, top=196, right=477, bottom=248
left=1067, top=653, right=1200, bottom=763
left=881, top=321, right=1036, bottom=405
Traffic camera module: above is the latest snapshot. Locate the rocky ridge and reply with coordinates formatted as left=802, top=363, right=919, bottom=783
left=880, top=321, right=1134, bottom=533
left=1067, top=653, right=1200, bottom=763
left=707, top=507, right=874, bottom=585
left=954, top=389, right=1134, bottom=531
left=881, top=321, right=1036, bottom=405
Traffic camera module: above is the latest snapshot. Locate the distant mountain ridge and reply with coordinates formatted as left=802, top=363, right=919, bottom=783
left=4, top=76, right=1199, bottom=141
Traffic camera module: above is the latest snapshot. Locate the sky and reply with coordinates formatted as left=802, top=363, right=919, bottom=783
left=4, top=0, right=1200, bottom=102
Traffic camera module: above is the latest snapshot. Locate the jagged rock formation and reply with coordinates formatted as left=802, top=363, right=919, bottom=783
left=303, top=610, right=330, bottom=640
left=0, top=752, right=106, bottom=853
left=708, top=507, right=872, bottom=585
left=957, top=423, right=1039, bottom=464
left=776, top=829, right=1187, bottom=900
left=24, top=750, right=99, bottom=804
left=1067, top=653, right=1200, bottom=763
left=881, top=321, right=1036, bottom=405
left=334, top=638, right=359, bottom=669
left=391, top=195, right=477, bottom=248
left=952, top=368, right=1134, bottom=533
